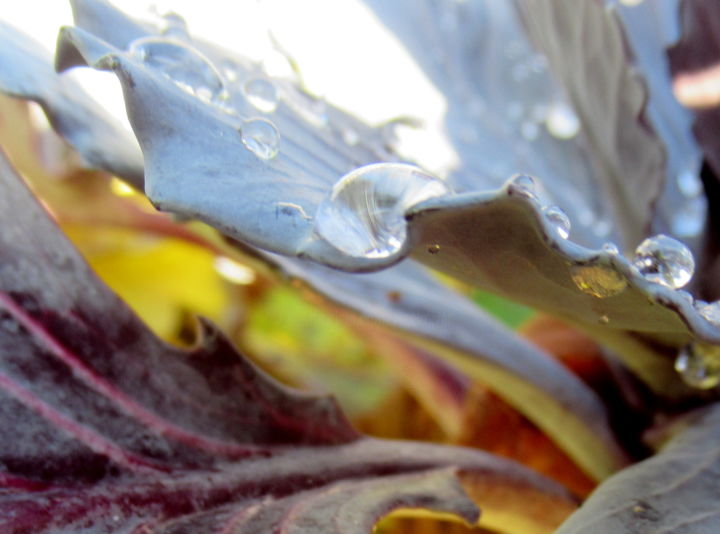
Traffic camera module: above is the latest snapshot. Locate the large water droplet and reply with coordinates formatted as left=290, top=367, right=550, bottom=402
left=675, top=343, right=720, bottom=389
left=240, top=118, right=279, bottom=160
left=697, top=301, right=720, bottom=326
left=632, top=234, right=694, bottom=289
left=571, top=264, right=627, bottom=298
left=542, top=205, right=570, bottom=239
left=545, top=101, right=580, bottom=139
left=315, top=163, right=451, bottom=258
left=129, top=37, right=225, bottom=103
left=242, top=78, right=278, bottom=113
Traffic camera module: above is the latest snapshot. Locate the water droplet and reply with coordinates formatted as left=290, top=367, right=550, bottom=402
left=428, top=244, right=441, bottom=254
left=240, top=118, right=280, bottom=160
left=599, top=315, right=610, bottom=325
left=315, top=163, right=451, bottom=258
left=521, top=121, right=540, bottom=141
left=542, top=205, right=571, bottom=239
left=508, top=174, right=538, bottom=200
left=571, top=264, right=627, bottom=298
left=675, top=343, right=720, bottom=389
left=242, top=78, right=278, bottom=113
left=676, top=290, right=694, bottom=304
left=632, top=234, right=694, bottom=289
left=129, top=37, right=225, bottom=103
left=545, top=101, right=580, bottom=139
left=677, top=169, right=703, bottom=198
left=159, top=12, right=189, bottom=39
left=697, top=301, right=720, bottom=326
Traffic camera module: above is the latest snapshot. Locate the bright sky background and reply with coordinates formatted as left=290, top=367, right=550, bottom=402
left=1, top=0, right=457, bottom=173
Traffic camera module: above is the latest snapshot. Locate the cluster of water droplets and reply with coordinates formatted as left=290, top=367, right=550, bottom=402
left=125, top=11, right=296, bottom=162
left=315, top=164, right=451, bottom=258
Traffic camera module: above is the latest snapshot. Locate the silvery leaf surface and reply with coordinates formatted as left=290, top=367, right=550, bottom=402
left=515, top=0, right=665, bottom=250
left=0, top=21, right=143, bottom=187
left=556, top=403, right=720, bottom=534
left=53, top=0, right=720, bottom=389
left=27, top=0, right=630, bottom=480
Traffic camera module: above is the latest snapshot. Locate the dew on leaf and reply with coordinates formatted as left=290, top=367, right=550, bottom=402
left=508, top=174, right=539, bottom=201
left=571, top=264, right=627, bottom=298
left=675, top=343, right=720, bottom=389
left=632, top=234, right=694, bottom=289
left=545, top=101, right=580, bottom=139
left=242, top=78, right=279, bottom=113
left=128, top=37, right=225, bottom=103
left=315, top=164, right=451, bottom=258
left=542, top=205, right=571, bottom=239
left=159, top=12, right=190, bottom=40
left=240, top=118, right=280, bottom=160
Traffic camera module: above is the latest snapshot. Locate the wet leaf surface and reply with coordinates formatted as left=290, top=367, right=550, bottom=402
left=556, top=403, right=720, bottom=534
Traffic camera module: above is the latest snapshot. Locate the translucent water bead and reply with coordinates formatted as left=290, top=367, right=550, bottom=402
left=542, top=206, right=570, bottom=239
left=240, top=118, right=280, bottom=160
left=243, top=79, right=278, bottom=113
left=315, top=163, right=451, bottom=258
left=632, top=234, right=694, bottom=289
left=129, top=37, right=225, bottom=103
left=675, top=343, right=720, bottom=389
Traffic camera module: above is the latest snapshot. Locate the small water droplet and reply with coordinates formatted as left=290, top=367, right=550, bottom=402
left=677, top=169, right=703, bottom=198
left=675, top=343, right=720, bottom=389
left=599, top=314, right=610, bottom=325
left=129, top=37, right=225, bottom=103
left=521, top=121, right=540, bottom=141
left=632, top=234, right=694, bottom=289
left=697, top=301, right=720, bottom=326
left=159, top=12, right=189, bottom=39
left=508, top=174, right=538, bottom=200
left=428, top=244, right=441, bottom=254
left=542, top=205, right=571, bottom=239
left=240, top=118, right=280, bottom=160
left=571, top=264, right=627, bottom=298
left=315, top=164, right=451, bottom=258
left=676, top=290, right=694, bottom=304
left=242, top=78, right=278, bottom=113
left=545, top=101, right=580, bottom=139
